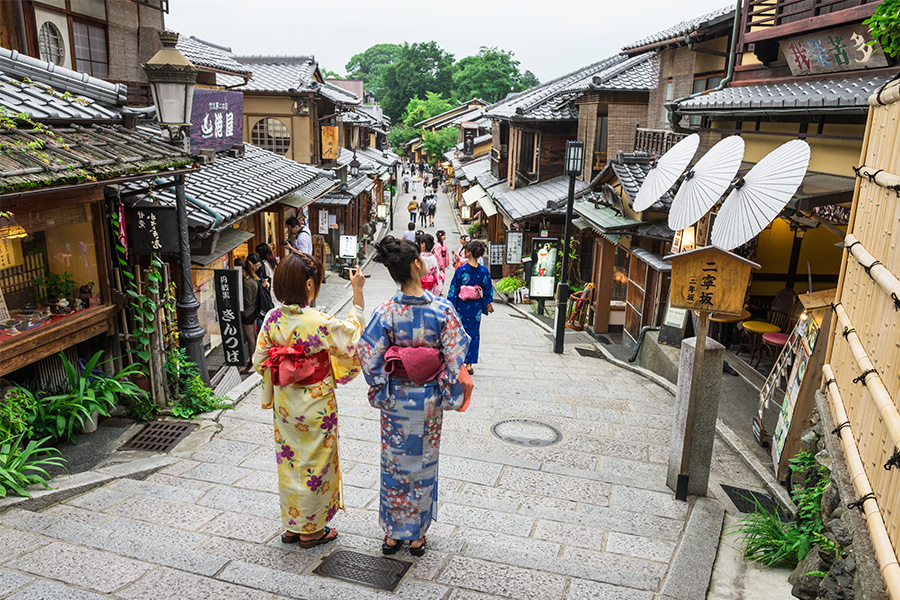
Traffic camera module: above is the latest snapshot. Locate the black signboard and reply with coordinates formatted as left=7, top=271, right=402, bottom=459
left=126, top=206, right=179, bottom=254
left=505, top=230, right=524, bottom=265
left=489, top=243, right=505, bottom=279
left=214, top=268, right=247, bottom=366
left=463, top=126, right=477, bottom=156
left=529, top=237, right=558, bottom=299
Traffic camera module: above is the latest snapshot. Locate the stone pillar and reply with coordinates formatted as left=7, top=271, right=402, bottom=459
left=667, top=335, right=724, bottom=497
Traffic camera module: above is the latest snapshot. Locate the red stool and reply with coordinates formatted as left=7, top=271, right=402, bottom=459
left=757, top=331, right=790, bottom=367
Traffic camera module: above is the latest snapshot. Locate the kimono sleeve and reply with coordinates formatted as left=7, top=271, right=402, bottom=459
left=480, top=267, right=494, bottom=315
left=323, top=305, right=366, bottom=385
left=357, top=304, right=392, bottom=409
left=447, top=267, right=463, bottom=311
left=437, top=303, right=471, bottom=411
left=252, top=307, right=281, bottom=409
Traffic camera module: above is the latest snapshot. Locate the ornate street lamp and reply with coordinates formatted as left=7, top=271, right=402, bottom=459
left=553, top=141, right=584, bottom=355
left=349, top=151, right=361, bottom=178
left=142, top=31, right=209, bottom=382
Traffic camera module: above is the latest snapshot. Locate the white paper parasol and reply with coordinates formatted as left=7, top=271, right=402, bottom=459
left=668, top=136, right=745, bottom=231
left=711, top=139, right=811, bottom=251
left=631, top=133, right=700, bottom=212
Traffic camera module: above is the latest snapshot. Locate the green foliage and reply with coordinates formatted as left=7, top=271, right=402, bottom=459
left=320, top=68, right=343, bottom=79
left=345, top=43, right=402, bottom=101
left=0, top=434, right=66, bottom=497
left=402, top=92, right=456, bottom=128
left=387, top=125, right=423, bottom=154
left=732, top=451, right=838, bottom=567
left=497, top=274, right=527, bottom=294
left=380, top=42, right=456, bottom=122
left=0, top=388, right=38, bottom=440
left=33, top=271, right=76, bottom=302
left=864, top=0, right=900, bottom=58
left=165, top=348, right=232, bottom=418
left=467, top=222, right=483, bottom=237
left=422, top=126, right=459, bottom=163
left=453, top=47, right=541, bottom=102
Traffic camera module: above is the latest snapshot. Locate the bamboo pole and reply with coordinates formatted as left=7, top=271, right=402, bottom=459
left=844, top=235, right=900, bottom=307
left=824, top=364, right=900, bottom=597
left=832, top=302, right=900, bottom=468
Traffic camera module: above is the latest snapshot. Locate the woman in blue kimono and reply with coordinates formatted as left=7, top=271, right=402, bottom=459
left=447, top=240, right=494, bottom=374
left=357, top=236, right=470, bottom=557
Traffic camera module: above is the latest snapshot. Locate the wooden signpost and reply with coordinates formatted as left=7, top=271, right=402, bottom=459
left=666, top=246, right=760, bottom=500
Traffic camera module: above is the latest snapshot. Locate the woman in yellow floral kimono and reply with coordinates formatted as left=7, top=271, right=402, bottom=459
left=253, top=253, right=367, bottom=548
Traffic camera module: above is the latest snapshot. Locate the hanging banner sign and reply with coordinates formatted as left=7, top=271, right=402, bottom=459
left=126, top=206, right=179, bottom=254
left=779, top=24, right=888, bottom=76
left=214, top=268, right=247, bottom=367
left=190, top=89, right=244, bottom=153
left=321, top=125, right=339, bottom=160
left=505, top=230, right=524, bottom=265
left=529, top=237, right=558, bottom=299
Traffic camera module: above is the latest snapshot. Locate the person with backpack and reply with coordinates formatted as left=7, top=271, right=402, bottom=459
left=408, top=196, right=419, bottom=223
left=427, top=192, right=437, bottom=227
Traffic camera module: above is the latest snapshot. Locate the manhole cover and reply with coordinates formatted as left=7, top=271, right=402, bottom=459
left=120, top=421, right=197, bottom=453
left=491, top=419, right=562, bottom=447
left=314, top=549, right=411, bottom=591
left=720, top=484, right=792, bottom=521
left=576, top=347, right=604, bottom=358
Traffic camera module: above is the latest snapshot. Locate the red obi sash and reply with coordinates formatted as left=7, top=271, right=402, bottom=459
left=264, top=347, right=331, bottom=387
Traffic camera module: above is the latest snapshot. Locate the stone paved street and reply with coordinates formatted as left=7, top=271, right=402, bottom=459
left=0, top=184, right=773, bottom=599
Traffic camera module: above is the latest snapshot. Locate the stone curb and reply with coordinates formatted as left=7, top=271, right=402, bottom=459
left=660, top=497, right=726, bottom=600
left=0, top=454, right=178, bottom=514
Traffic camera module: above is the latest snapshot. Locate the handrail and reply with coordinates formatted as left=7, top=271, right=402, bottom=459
left=822, top=364, right=900, bottom=597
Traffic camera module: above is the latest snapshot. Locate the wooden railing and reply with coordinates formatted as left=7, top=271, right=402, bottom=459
left=743, top=0, right=879, bottom=39
left=633, top=128, right=688, bottom=157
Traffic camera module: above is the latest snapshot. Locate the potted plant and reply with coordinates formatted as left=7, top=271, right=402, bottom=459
left=34, top=272, right=76, bottom=310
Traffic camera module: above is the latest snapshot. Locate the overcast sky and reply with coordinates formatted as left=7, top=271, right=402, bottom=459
left=166, top=0, right=733, bottom=82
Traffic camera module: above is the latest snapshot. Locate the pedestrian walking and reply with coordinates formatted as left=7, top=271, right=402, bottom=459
left=434, top=230, right=449, bottom=273
left=357, top=236, right=471, bottom=557
left=402, top=173, right=409, bottom=194
left=408, top=196, right=418, bottom=224
left=417, top=232, right=443, bottom=296
left=250, top=251, right=276, bottom=331
left=252, top=253, right=367, bottom=548
left=427, top=193, right=437, bottom=227
left=285, top=215, right=312, bottom=257
left=256, top=243, right=280, bottom=302
left=403, top=221, right=417, bottom=242
left=447, top=240, right=494, bottom=374
left=236, top=257, right=260, bottom=374
left=419, top=195, right=429, bottom=227
left=452, top=234, right=470, bottom=268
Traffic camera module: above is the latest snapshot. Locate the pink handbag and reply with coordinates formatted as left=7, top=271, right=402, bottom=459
left=459, top=285, right=483, bottom=301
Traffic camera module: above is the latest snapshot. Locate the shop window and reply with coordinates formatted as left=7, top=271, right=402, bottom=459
left=38, top=22, right=65, bottom=66
left=611, top=247, right=629, bottom=302
left=0, top=206, right=102, bottom=344
left=72, top=21, right=108, bottom=78
left=251, top=118, right=291, bottom=155
left=517, top=130, right=537, bottom=176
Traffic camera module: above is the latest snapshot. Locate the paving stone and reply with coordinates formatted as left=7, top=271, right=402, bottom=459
left=553, top=395, right=630, bottom=411
left=499, top=445, right=597, bottom=471
left=343, top=485, right=378, bottom=509
left=6, top=580, right=110, bottom=600
left=491, top=397, right=575, bottom=417
left=533, top=519, right=606, bottom=550
left=234, top=469, right=279, bottom=492
left=65, top=487, right=134, bottom=511
left=40, top=504, right=113, bottom=527
left=107, top=477, right=205, bottom=502
left=438, top=455, right=503, bottom=486
left=105, top=494, right=222, bottom=530
left=6, top=542, right=152, bottom=593
left=565, top=579, right=654, bottom=600
left=647, top=444, right=670, bottom=465
left=339, top=415, right=380, bottom=440
left=116, top=566, right=273, bottom=600
left=344, top=462, right=379, bottom=488
left=437, top=503, right=535, bottom=537
left=197, top=485, right=280, bottom=521
left=458, top=483, right=579, bottom=514
left=560, top=433, right=648, bottom=461
left=199, top=511, right=282, bottom=543
left=612, top=424, right=671, bottom=446
left=0, top=569, right=33, bottom=596
left=197, top=536, right=317, bottom=572
left=0, top=527, right=49, bottom=560
left=217, top=560, right=449, bottom=600
left=575, top=504, right=684, bottom=542
left=627, top=399, right=674, bottom=416
left=573, top=406, right=623, bottom=423
left=440, top=445, right=541, bottom=470
left=498, top=467, right=611, bottom=505
left=437, top=556, right=567, bottom=600
left=190, top=438, right=259, bottom=466
left=159, top=459, right=201, bottom=476
left=0, top=508, right=56, bottom=532
left=238, top=447, right=279, bottom=472
left=144, top=473, right=218, bottom=493
left=605, top=531, right=677, bottom=563
left=219, top=421, right=274, bottom=446
left=612, top=485, right=689, bottom=520
left=447, top=591, right=511, bottom=600
left=338, top=438, right=381, bottom=465
left=562, top=546, right=668, bottom=591
left=621, top=412, right=674, bottom=430
left=596, top=457, right=670, bottom=493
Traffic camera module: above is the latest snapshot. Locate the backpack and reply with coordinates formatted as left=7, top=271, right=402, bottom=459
left=257, top=278, right=275, bottom=320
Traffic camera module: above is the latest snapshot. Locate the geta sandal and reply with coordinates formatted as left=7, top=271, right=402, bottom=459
left=382, top=535, right=403, bottom=555
left=410, top=536, right=427, bottom=557
left=296, top=526, right=338, bottom=549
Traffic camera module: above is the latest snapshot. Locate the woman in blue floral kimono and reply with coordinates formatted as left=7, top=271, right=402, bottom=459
left=357, top=236, right=470, bottom=557
left=447, top=240, right=493, bottom=373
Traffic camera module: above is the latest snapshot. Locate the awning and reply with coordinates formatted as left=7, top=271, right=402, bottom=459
left=573, top=216, right=620, bottom=244
left=191, top=228, right=254, bottom=266
left=630, top=247, right=670, bottom=272
left=280, top=192, right=316, bottom=209
left=379, top=171, right=391, bottom=181
left=463, top=185, right=488, bottom=206
left=477, top=193, right=498, bottom=218
left=574, top=202, right=640, bottom=230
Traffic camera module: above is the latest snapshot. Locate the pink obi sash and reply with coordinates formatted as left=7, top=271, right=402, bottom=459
left=384, top=346, right=444, bottom=385
left=264, top=347, right=331, bottom=387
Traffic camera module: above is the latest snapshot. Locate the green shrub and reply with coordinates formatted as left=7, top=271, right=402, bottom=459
left=467, top=222, right=483, bottom=237
left=0, top=387, right=38, bottom=440
left=0, top=434, right=66, bottom=497
left=166, top=348, right=232, bottom=418
left=496, top=275, right=526, bottom=294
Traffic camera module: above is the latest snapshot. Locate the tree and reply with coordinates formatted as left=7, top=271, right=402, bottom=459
left=452, top=47, right=541, bottom=102
left=388, top=125, right=422, bottom=154
left=345, top=43, right=401, bottom=100
left=422, top=126, right=459, bottom=163
left=402, top=92, right=455, bottom=128
left=380, top=42, right=455, bottom=122
left=863, top=0, right=900, bottom=58
left=320, top=68, right=343, bottom=79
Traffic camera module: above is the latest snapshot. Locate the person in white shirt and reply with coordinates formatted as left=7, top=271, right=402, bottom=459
left=286, top=215, right=312, bottom=256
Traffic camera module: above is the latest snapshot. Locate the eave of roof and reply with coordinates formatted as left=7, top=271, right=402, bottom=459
left=176, top=35, right=253, bottom=77
left=621, top=5, right=735, bottom=53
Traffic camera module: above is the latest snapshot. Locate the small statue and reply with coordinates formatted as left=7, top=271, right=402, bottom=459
left=57, top=297, right=69, bottom=313
left=79, top=282, right=94, bottom=310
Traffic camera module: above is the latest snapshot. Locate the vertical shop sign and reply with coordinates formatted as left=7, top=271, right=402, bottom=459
left=462, top=123, right=478, bottom=157
left=321, top=125, right=339, bottom=160
left=319, top=211, right=329, bottom=235
left=214, top=268, right=247, bottom=366
left=126, top=206, right=179, bottom=254
left=0, top=238, right=24, bottom=269
left=505, top=230, right=524, bottom=265
left=190, top=89, right=244, bottom=153
left=529, top=237, right=558, bottom=299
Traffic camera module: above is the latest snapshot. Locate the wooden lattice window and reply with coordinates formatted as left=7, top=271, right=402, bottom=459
left=73, top=21, right=108, bottom=78
left=38, top=22, right=64, bottom=66
left=251, top=118, right=291, bottom=156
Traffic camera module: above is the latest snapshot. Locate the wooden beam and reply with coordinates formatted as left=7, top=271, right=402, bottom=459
left=743, top=3, right=879, bottom=44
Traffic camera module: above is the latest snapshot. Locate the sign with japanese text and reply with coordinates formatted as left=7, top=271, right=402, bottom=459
left=505, top=230, right=524, bottom=265
left=190, top=89, right=243, bottom=153
left=321, top=125, right=339, bottom=160
left=779, top=24, right=888, bottom=77
left=667, top=246, right=758, bottom=315
left=529, top=237, right=558, bottom=299
left=339, top=235, right=358, bottom=259
left=126, top=206, right=179, bottom=254
left=0, top=238, right=24, bottom=270
left=462, top=124, right=478, bottom=157
left=214, top=268, right=247, bottom=367
left=319, top=211, right=329, bottom=235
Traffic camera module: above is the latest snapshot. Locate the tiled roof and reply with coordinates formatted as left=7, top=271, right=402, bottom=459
left=449, top=107, right=486, bottom=126
left=0, top=123, right=190, bottom=193
left=609, top=157, right=673, bottom=211
left=144, top=144, right=319, bottom=230
left=591, top=53, right=657, bottom=92
left=675, top=75, right=893, bottom=115
left=338, top=146, right=383, bottom=174
left=176, top=35, right=252, bottom=77
left=475, top=170, right=500, bottom=189
left=457, top=155, right=491, bottom=183
left=295, top=172, right=339, bottom=200
left=0, top=47, right=127, bottom=107
left=357, top=146, right=399, bottom=167
left=623, top=5, right=735, bottom=51
left=495, top=176, right=590, bottom=221
left=486, top=55, right=626, bottom=121
left=415, top=99, right=488, bottom=128
left=228, top=56, right=360, bottom=104
left=455, top=133, right=492, bottom=151
left=0, top=73, right=122, bottom=121
left=314, top=175, right=373, bottom=205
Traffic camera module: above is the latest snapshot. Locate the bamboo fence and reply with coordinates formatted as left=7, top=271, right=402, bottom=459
left=824, top=77, right=900, bottom=597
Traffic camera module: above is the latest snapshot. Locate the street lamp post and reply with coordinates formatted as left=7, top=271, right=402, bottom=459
left=142, top=32, right=209, bottom=383
left=553, top=141, right=584, bottom=355
left=349, top=151, right=361, bottom=178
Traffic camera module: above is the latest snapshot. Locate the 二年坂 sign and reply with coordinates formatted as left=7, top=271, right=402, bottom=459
left=190, top=89, right=244, bottom=153
left=666, top=246, right=758, bottom=316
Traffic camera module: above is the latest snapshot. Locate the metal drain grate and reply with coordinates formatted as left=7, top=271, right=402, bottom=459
left=491, top=419, right=563, bottom=447
left=314, top=550, right=411, bottom=591
left=120, top=421, right=197, bottom=453
left=575, top=347, right=604, bottom=358
left=720, top=484, right=792, bottom=521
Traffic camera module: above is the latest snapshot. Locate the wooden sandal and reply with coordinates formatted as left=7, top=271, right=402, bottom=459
left=382, top=536, right=403, bottom=555
left=410, top=536, right=427, bottom=556
left=297, top=526, right=338, bottom=549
